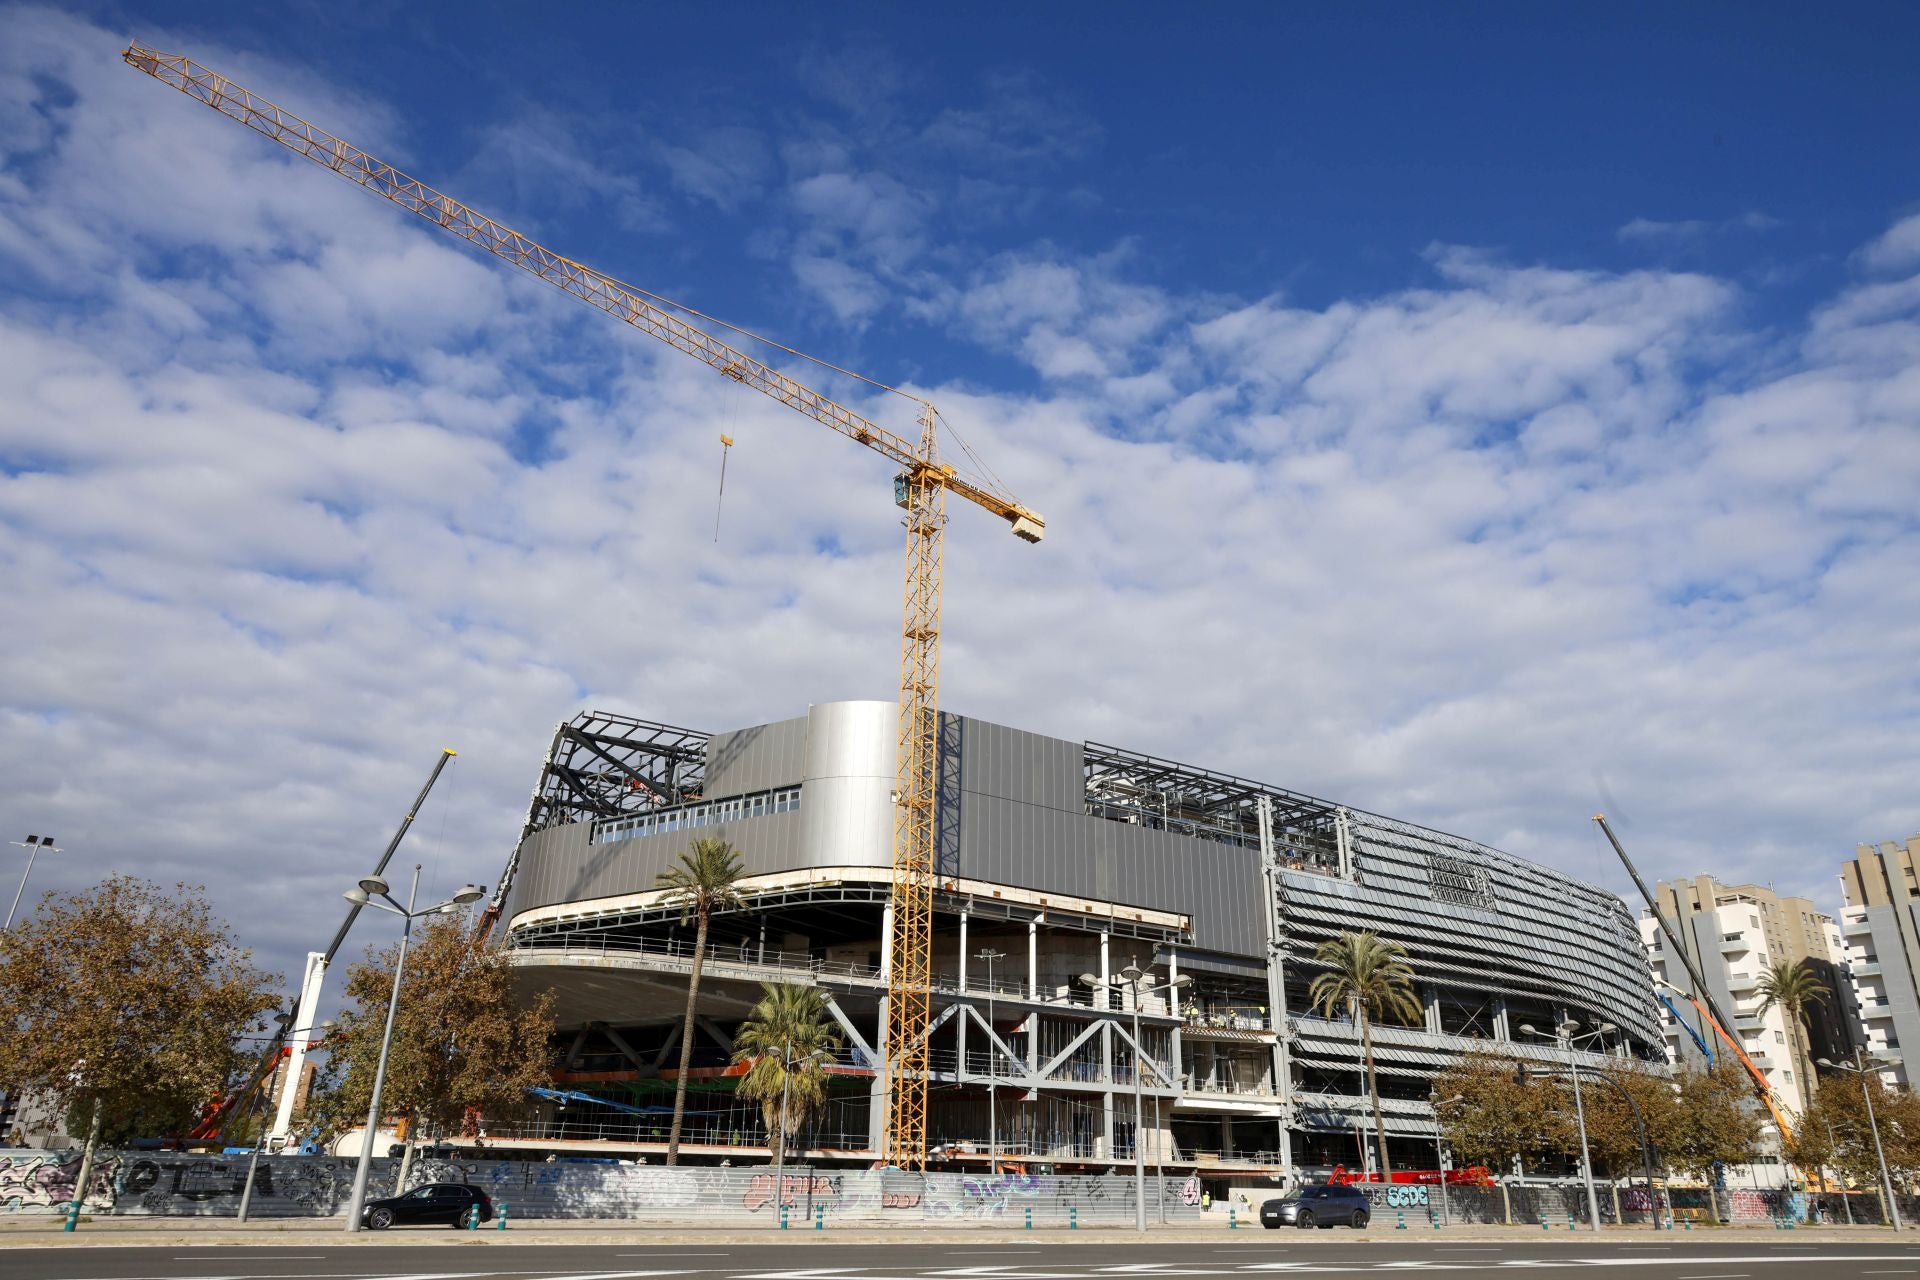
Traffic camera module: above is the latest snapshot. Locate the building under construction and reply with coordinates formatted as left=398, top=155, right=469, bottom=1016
left=490, top=701, right=1662, bottom=1183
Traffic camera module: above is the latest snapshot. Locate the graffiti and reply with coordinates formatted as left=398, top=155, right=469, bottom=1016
left=1621, top=1187, right=1667, bottom=1212
left=1180, top=1174, right=1201, bottom=1207
left=744, top=1173, right=841, bottom=1212
left=1382, top=1184, right=1429, bottom=1209
left=0, top=1152, right=119, bottom=1213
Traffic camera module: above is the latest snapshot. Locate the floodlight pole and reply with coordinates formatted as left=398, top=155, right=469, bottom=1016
left=977, top=947, right=1006, bottom=1176
left=346, top=866, right=420, bottom=1233
left=5, top=835, right=57, bottom=932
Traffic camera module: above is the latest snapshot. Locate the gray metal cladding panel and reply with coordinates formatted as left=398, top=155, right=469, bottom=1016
left=704, top=715, right=808, bottom=799
left=954, top=715, right=1083, bottom=811
left=504, top=811, right=806, bottom=916
left=951, top=790, right=1265, bottom=958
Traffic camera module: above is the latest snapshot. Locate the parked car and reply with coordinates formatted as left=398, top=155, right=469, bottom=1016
left=360, top=1182, right=493, bottom=1230
left=1261, top=1182, right=1371, bottom=1230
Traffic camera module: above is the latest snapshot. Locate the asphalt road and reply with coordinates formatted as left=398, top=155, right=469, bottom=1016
left=7, top=1239, right=1920, bottom=1280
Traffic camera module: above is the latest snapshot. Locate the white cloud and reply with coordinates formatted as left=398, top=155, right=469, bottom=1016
left=1857, top=213, right=1920, bottom=274
left=1618, top=211, right=1785, bottom=243
left=2, top=8, right=1918, bottom=998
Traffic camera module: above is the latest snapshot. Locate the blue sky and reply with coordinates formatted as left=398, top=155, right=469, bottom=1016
left=2, top=2, right=1918, bottom=984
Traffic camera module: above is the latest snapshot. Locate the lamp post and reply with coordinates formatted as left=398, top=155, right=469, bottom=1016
left=341, top=866, right=484, bottom=1234
left=1521, top=1018, right=1608, bottom=1232
left=774, top=1042, right=830, bottom=1175
left=1818, top=1052, right=1904, bottom=1232
left=238, top=1011, right=335, bottom=1221
left=1082, top=958, right=1191, bottom=1233
left=976, top=947, right=1006, bottom=1175
left=1430, top=1093, right=1463, bottom=1227
left=5, top=835, right=58, bottom=931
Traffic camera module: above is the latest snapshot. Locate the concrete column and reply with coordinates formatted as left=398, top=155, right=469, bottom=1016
left=1168, top=948, right=1186, bottom=1090
left=1101, top=1022, right=1115, bottom=1157
left=959, top=911, right=969, bottom=992
left=1494, top=997, right=1511, bottom=1042
left=1100, top=930, right=1112, bottom=1010
left=1426, top=989, right=1442, bottom=1034
left=869, top=902, right=894, bottom=1154
left=1028, top=918, right=1039, bottom=1000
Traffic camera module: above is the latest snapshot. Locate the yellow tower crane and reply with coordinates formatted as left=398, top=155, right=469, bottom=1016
left=124, top=44, right=1045, bottom=1171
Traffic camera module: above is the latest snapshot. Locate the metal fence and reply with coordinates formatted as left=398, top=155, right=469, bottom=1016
left=0, top=1149, right=1206, bottom=1224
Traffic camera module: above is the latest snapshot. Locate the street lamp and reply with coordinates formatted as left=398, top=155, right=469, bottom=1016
left=976, top=947, right=1006, bottom=1175
left=1818, top=1052, right=1904, bottom=1232
left=238, top=1011, right=335, bottom=1221
left=773, top=1041, right=831, bottom=1178
left=1521, top=1018, right=1614, bottom=1232
left=341, top=866, right=484, bottom=1233
left=1081, top=958, right=1191, bottom=1233
left=5, top=835, right=58, bottom=931
left=1430, top=1093, right=1463, bottom=1228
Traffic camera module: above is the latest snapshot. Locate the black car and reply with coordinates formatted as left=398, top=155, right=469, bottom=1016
left=360, top=1182, right=494, bottom=1229
left=1260, top=1182, right=1371, bottom=1230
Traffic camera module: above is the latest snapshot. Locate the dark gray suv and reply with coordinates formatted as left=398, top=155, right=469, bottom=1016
left=1260, top=1182, right=1371, bottom=1229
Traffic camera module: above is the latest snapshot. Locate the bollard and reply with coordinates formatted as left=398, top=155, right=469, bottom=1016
left=465, top=1205, right=476, bottom=1230
left=1025, top=1206, right=1032, bottom=1230
left=1541, top=1216, right=1549, bottom=1233
left=814, top=1204, right=824, bottom=1231
left=780, top=1205, right=789, bottom=1230
left=1227, top=1207, right=1235, bottom=1230
left=1395, top=1209, right=1405, bottom=1230
left=1568, top=1210, right=1577, bottom=1232
left=1682, top=1215, right=1691, bottom=1231
left=62, top=1199, right=80, bottom=1234
left=1072, top=1205, right=1080, bottom=1230
left=1432, top=1207, right=1441, bottom=1231
left=497, top=1202, right=508, bottom=1231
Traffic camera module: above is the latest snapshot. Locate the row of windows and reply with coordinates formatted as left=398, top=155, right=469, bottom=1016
left=592, top=786, right=802, bottom=844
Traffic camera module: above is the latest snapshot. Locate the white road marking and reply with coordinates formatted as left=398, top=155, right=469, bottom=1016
left=174, top=1259, right=332, bottom=1263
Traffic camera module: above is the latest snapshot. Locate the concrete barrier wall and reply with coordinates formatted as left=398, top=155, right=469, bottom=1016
left=0, top=1150, right=1205, bottom=1224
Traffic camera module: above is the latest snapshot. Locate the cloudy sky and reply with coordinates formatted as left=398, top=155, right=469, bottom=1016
left=3, top=3, right=1917, bottom=988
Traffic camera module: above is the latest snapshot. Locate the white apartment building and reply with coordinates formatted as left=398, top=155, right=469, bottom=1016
left=1837, top=835, right=1920, bottom=1088
left=1639, top=876, right=1855, bottom=1118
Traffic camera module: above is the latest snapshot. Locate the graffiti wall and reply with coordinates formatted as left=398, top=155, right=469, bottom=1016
left=0, top=1149, right=1202, bottom=1223
left=0, top=1151, right=119, bottom=1214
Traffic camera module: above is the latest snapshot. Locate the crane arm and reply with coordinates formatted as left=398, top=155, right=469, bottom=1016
left=121, top=44, right=1044, bottom=542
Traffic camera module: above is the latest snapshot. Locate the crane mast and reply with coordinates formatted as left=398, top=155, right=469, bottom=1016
left=125, top=44, right=1044, bottom=1170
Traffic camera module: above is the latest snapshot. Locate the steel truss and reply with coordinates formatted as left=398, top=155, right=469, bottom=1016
left=1083, top=742, right=1343, bottom=855
left=489, top=711, right=710, bottom=918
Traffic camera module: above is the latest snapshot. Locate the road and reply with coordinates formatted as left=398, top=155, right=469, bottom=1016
left=6, top=1238, right=1920, bottom=1280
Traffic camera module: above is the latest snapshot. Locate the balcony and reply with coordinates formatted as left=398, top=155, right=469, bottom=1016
left=1720, top=934, right=1752, bottom=955
left=1853, top=961, right=1884, bottom=978
left=1728, top=972, right=1759, bottom=992
left=1845, top=918, right=1874, bottom=936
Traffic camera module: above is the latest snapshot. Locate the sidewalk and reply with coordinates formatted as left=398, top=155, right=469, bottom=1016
left=0, top=1217, right=1907, bottom=1248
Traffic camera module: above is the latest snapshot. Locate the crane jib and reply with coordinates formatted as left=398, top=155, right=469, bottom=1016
left=125, top=42, right=1047, bottom=1168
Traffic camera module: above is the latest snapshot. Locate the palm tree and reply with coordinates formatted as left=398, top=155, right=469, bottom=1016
left=732, top=983, right=845, bottom=1166
left=1756, top=958, right=1831, bottom=1098
left=1308, top=930, right=1421, bottom=1181
left=657, top=837, right=747, bottom=1165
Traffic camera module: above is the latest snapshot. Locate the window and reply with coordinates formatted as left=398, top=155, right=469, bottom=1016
left=591, top=786, right=804, bottom=844
left=1774, top=1031, right=1785, bottom=1043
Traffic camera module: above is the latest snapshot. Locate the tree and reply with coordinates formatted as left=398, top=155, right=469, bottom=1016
left=0, top=876, right=279, bottom=1205
left=1755, top=960, right=1830, bottom=1099
left=1308, top=930, right=1421, bottom=1180
left=312, top=915, right=555, bottom=1168
left=1664, top=1063, right=1764, bottom=1181
left=731, top=983, right=844, bottom=1165
left=1577, top=1062, right=1680, bottom=1181
left=657, top=837, right=746, bottom=1165
left=1798, top=1067, right=1920, bottom=1192
left=1432, top=1049, right=1575, bottom=1175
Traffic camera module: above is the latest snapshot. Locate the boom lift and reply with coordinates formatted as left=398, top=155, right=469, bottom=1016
left=1594, top=814, right=1795, bottom=1144
left=125, top=46, right=1046, bottom=1170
